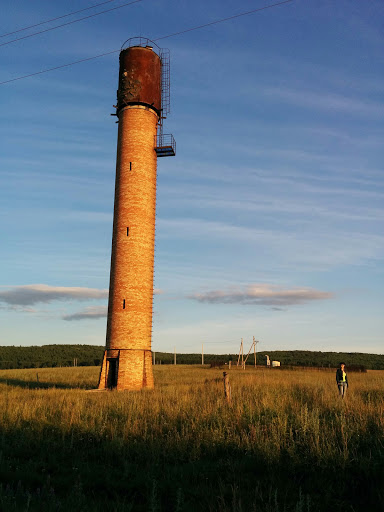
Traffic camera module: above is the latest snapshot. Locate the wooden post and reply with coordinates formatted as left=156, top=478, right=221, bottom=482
left=223, top=372, right=231, bottom=403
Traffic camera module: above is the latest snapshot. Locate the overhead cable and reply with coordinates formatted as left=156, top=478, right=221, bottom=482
left=0, top=0, right=294, bottom=86
left=0, top=50, right=121, bottom=85
left=0, top=0, right=116, bottom=39
left=155, top=0, right=293, bottom=41
left=0, top=0, right=142, bottom=48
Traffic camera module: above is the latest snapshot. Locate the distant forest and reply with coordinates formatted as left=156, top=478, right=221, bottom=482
left=0, top=345, right=383, bottom=370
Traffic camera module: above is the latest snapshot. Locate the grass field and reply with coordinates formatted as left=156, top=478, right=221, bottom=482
left=0, top=365, right=383, bottom=511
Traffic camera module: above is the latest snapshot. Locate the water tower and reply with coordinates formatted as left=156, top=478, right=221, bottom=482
left=98, top=38, right=175, bottom=391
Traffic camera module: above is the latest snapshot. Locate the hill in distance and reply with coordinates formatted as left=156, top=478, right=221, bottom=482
left=0, top=345, right=383, bottom=370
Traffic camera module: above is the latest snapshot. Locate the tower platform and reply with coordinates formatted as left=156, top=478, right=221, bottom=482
left=155, top=133, right=176, bottom=157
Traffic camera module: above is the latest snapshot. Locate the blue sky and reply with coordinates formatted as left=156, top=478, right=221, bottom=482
left=0, top=0, right=383, bottom=355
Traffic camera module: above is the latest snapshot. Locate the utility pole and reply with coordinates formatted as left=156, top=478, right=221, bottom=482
left=244, top=340, right=256, bottom=369
left=202, top=343, right=204, bottom=366
left=253, top=337, right=260, bottom=368
left=237, top=338, right=244, bottom=367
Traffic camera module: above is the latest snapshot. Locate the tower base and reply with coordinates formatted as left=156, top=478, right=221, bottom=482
left=98, top=349, right=154, bottom=391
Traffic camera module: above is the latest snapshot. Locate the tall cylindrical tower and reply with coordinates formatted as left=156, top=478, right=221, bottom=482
left=98, top=39, right=175, bottom=391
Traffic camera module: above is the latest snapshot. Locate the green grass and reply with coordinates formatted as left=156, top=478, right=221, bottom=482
left=0, top=366, right=383, bottom=511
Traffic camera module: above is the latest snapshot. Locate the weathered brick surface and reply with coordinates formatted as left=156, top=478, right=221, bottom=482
left=98, top=104, right=158, bottom=390
left=98, top=352, right=107, bottom=388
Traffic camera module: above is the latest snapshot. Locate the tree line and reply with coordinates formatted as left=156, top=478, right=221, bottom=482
left=156, top=350, right=384, bottom=369
left=0, top=345, right=383, bottom=370
left=0, top=345, right=104, bottom=369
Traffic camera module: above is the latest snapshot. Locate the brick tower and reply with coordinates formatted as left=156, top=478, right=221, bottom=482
left=98, top=38, right=175, bottom=391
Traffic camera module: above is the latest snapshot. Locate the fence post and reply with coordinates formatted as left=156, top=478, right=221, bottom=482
left=223, top=372, right=231, bottom=403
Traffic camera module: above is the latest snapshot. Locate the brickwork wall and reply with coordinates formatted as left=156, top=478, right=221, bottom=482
left=98, top=352, right=107, bottom=389
left=98, top=105, right=158, bottom=390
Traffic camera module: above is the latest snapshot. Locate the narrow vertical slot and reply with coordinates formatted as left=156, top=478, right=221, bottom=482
left=129, top=162, right=132, bottom=170
left=123, top=299, right=126, bottom=309
left=126, top=227, right=129, bottom=236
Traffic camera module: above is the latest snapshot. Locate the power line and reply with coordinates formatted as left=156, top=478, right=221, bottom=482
left=0, top=0, right=294, bottom=86
left=0, top=0, right=142, bottom=49
left=0, top=50, right=121, bottom=85
left=0, top=0, right=116, bottom=39
left=155, top=0, right=294, bottom=41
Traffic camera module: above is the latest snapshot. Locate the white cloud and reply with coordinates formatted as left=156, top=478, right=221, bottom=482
left=63, top=305, right=107, bottom=321
left=0, top=285, right=163, bottom=309
left=0, top=284, right=108, bottom=306
left=190, top=284, right=333, bottom=306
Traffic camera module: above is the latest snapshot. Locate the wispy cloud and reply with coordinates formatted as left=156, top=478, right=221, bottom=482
left=0, top=304, right=37, bottom=313
left=263, top=87, right=384, bottom=118
left=62, top=289, right=163, bottom=321
left=0, top=285, right=163, bottom=309
left=0, top=284, right=108, bottom=306
left=59, top=211, right=111, bottom=223
left=158, top=217, right=257, bottom=240
left=63, top=305, right=107, bottom=321
left=190, top=284, right=333, bottom=306
left=158, top=217, right=384, bottom=270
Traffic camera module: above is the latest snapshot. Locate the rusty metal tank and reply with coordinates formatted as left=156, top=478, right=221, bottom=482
left=117, top=45, right=161, bottom=116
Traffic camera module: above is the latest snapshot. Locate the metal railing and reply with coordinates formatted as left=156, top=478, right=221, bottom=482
left=155, top=133, right=176, bottom=157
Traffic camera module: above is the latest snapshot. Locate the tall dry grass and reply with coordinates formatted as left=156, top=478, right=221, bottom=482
left=0, top=366, right=383, bottom=511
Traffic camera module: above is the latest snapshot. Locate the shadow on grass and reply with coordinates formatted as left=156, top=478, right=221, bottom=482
left=359, top=389, right=384, bottom=405
left=0, top=419, right=383, bottom=512
left=0, top=377, right=80, bottom=390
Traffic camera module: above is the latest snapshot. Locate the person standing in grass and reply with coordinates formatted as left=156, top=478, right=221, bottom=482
left=336, top=362, right=348, bottom=398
